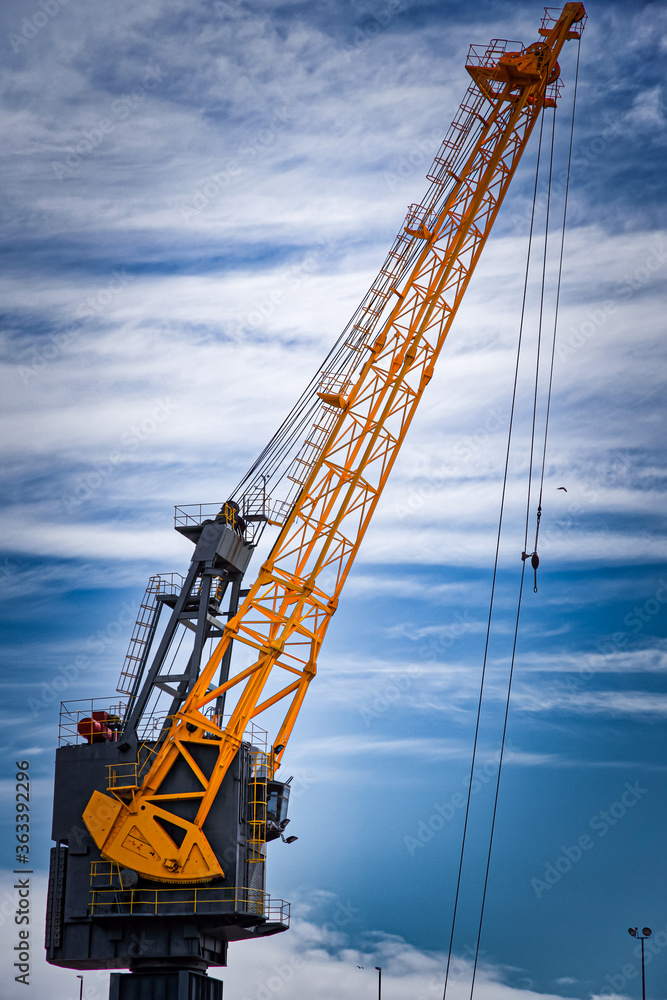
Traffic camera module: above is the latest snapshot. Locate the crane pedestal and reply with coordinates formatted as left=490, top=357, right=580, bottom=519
left=110, top=966, right=223, bottom=1000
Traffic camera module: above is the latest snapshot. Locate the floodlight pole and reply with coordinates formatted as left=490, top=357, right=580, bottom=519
left=628, top=926, right=652, bottom=1000
left=641, top=937, right=645, bottom=1000
left=375, top=965, right=382, bottom=1000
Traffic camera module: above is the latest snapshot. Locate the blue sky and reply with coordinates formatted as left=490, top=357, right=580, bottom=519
left=1, top=1, right=666, bottom=999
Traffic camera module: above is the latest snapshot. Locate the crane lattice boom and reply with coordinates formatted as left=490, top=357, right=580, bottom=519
left=83, top=3, right=586, bottom=884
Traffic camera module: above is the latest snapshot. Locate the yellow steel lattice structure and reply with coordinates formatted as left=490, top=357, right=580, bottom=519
left=83, top=3, right=586, bottom=883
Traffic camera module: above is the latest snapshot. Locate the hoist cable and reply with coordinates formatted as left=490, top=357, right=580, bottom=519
left=536, top=39, right=581, bottom=516
left=468, top=108, right=560, bottom=1000
left=440, top=107, right=548, bottom=1000
left=526, top=106, right=557, bottom=560
left=230, top=89, right=493, bottom=512
left=467, top=44, right=581, bottom=1000
left=467, top=106, right=557, bottom=1000
left=468, top=556, right=528, bottom=1000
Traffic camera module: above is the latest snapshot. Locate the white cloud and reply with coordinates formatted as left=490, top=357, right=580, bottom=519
left=515, top=687, right=667, bottom=718
left=3, top=224, right=665, bottom=574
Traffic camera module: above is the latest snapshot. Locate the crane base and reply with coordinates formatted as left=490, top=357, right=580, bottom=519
left=109, top=969, right=223, bottom=1000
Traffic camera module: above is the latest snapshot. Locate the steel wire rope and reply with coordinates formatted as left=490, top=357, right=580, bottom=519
left=230, top=54, right=508, bottom=517
left=230, top=217, right=434, bottom=500
left=258, top=101, right=500, bottom=531
left=233, top=211, right=432, bottom=503
left=242, top=97, right=488, bottom=502
left=230, top=92, right=492, bottom=512
left=225, top=87, right=501, bottom=563
left=536, top=39, right=581, bottom=525
left=466, top=41, right=581, bottom=1000
left=522, top=105, right=557, bottom=583
left=440, top=106, right=549, bottom=1000
left=467, top=105, right=558, bottom=1000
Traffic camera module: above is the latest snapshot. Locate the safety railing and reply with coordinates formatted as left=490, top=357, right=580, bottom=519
left=466, top=33, right=568, bottom=108
left=59, top=699, right=128, bottom=747
left=90, top=861, right=122, bottom=887
left=174, top=502, right=268, bottom=543
left=88, top=880, right=290, bottom=924
left=210, top=714, right=269, bottom=752
left=540, top=6, right=588, bottom=35
left=404, top=203, right=439, bottom=239
left=134, top=709, right=269, bottom=749
left=466, top=38, right=515, bottom=70
left=104, top=714, right=268, bottom=792
left=60, top=700, right=271, bottom=750
left=106, top=744, right=160, bottom=791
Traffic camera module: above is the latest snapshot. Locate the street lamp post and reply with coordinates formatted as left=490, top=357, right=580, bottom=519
left=76, top=974, right=84, bottom=1000
left=628, top=927, right=652, bottom=1000
left=374, top=966, right=382, bottom=1000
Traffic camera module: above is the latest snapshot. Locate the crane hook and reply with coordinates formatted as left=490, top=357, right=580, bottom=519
left=522, top=550, right=540, bottom=593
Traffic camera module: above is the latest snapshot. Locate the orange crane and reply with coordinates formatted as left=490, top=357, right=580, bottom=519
left=80, top=4, right=586, bottom=887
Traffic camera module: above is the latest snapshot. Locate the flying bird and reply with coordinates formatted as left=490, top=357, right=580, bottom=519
left=557, top=486, right=567, bottom=491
